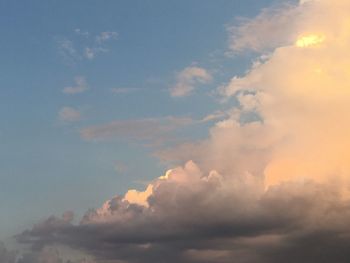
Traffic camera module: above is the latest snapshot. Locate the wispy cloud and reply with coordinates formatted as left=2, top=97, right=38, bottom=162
left=227, top=2, right=301, bottom=53
left=57, top=29, right=118, bottom=63
left=58, top=38, right=79, bottom=63
left=74, top=28, right=89, bottom=37
left=170, top=66, right=212, bottom=97
left=80, top=116, right=194, bottom=146
left=95, top=31, right=118, bottom=44
left=58, top=106, right=81, bottom=122
left=63, top=76, right=88, bottom=95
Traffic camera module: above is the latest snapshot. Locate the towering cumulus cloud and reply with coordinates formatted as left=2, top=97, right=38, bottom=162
left=17, top=0, right=350, bottom=262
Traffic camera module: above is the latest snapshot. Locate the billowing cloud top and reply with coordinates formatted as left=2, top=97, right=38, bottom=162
left=15, top=0, right=350, bottom=262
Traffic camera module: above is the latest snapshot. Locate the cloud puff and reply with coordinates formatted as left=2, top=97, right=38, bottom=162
left=16, top=0, right=350, bottom=262
left=170, top=66, right=212, bottom=97
left=63, top=76, right=88, bottom=95
left=58, top=107, right=81, bottom=122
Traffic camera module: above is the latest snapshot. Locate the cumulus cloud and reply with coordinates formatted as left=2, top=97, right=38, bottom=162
left=170, top=66, right=212, bottom=97
left=63, top=77, right=88, bottom=95
left=58, top=107, right=81, bottom=122
left=16, top=0, right=350, bottom=262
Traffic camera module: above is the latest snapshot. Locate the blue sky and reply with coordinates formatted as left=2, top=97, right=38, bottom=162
left=0, top=0, right=279, bottom=240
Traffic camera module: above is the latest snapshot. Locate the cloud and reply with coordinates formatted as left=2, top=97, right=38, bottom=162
left=63, top=76, right=88, bottom=95
left=84, top=47, right=108, bottom=60
left=95, top=31, right=118, bottom=44
left=57, top=30, right=118, bottom=63
left=58, top=107, right=81, bottom=122
left=170, top=66, right=212, bottom=97
left=227, top=2, right=302, bottom=53
left=58, top=39, right=79, bottom=63
left=16, top=0, right=350, bottom=262
left=75, top=28, right=89, bottom=37
left=0, top=242, right=17, bottom=263
left=80, top=116, right=194, bottom=146
left=16, top=161, right=350, bottom=263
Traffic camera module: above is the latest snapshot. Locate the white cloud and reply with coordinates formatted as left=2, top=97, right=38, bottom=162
left=95, top=31, right=118, bottom=44
left=170, top=66, right=212, bottom=97
left=63, top=76, right=88, bottom=95
left=58, top=107, right=81, bottom=122
left=227, top=3, right=301, bottom=53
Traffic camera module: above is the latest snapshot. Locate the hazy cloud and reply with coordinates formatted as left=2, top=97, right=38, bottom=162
left=63, top=76, right=88, bottom=95
left=80, top=116, right=193, bottom=145
left=58, top=107, right=81, bottom=122
left=170, top=66, right=212, bottom=97
left=57, top=30, right=118, bottom=63
left=95, top=31, right=118, bottom=44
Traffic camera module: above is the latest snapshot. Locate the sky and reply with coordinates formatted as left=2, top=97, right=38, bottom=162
left=2, top=0, right=350, bottom=262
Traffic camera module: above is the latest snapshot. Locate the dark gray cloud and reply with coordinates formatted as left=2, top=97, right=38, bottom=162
left=16, top=162, right=350, bottom=263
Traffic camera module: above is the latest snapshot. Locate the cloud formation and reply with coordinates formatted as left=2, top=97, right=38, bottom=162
left=80, top=116, right=194, bottom=146
left=63, top=76, right=88, bottom=95
left=170, top=66, right=212, bottom=97
left=16, top=0, right=350, bottom=262
left=57, top=30, right=118, bottom=63
left=58, top=107, right=81, bottom=122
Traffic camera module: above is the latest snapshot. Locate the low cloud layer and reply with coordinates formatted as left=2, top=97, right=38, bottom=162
left=15, top=0, right=350, bottom=262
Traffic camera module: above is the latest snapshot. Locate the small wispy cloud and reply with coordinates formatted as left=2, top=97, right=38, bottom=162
left=74, top=28, right=89, bottom=37
left=170, top=66, right=212, bottom=97
left=110, top=87, right=142, bottom=94
left=58, top=38, right=79, bottom=63
left=58, top=106, right=81, bottom=122
left=63, top=76, right=88, bottom=95
left=57, top=30, right=118, bottom=63
left=80, top=116, right=193, bottom=144
left=84, top=47, right=108, bottom=60
left=95, top=31, right=118, bottom=44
